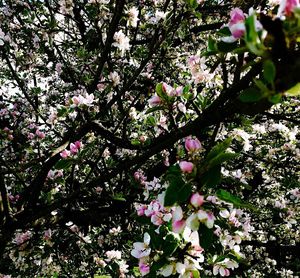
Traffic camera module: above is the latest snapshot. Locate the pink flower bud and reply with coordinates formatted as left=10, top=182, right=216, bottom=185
left=228, top=8, right=246, bottom=39
left=70, top=143, right=78, bottom=154
left=190, top=193, right=204, bottom=208
left=60, top=149, right=70, bottom=159
left=74, top=141, right=82, bottom=149
left=179, top=161, right=194, bottom=173
left=229, top=8, right=245, bottom=24
left=35, top=129, right=45, bottom=139
left=185, top=137, right=202, bottom=152
left=27, top=132, right=35, bottom=140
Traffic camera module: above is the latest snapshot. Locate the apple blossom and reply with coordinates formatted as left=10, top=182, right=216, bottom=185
left=131, top=233, right=151, bottom=259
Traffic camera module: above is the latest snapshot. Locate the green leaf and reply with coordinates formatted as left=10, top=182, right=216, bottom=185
left=131, top=139, right=141, bottom=146
left=208, top=36, right=217, bottom=52
left=191, top=270, right=201, bottom=278
left=156, top=83, right=164, bottom=98
left=268, top=93, right=282, bottom=104
left=208, top=152, right=238, bottom=168
left=245, top=14, right=266, bottom=56
left=253, top=79, right=270, bottom=94
left=239, top=88, right=263, bottom=102
left=185, top=0, right=198, bottom=9
left=217, top=41, right=237, bottom=53
left=285, top=82, right=300, bottom=96
left=164, top=166, right=192, bottom=206
left=216, top=189, right=256, bottom=210
left=263, top=60, right=276, bottom=84
left=162, top=234, right=179, bottom=256
left=201, top=166, right=221, bottom=188
left=217, top=26, right=231, bottom=36
left=216, top=189, right=242, bottom=205
left=198, top=224, right=214, bottom=250
left=57, top=106, right=68, bottom=117
left=146, top=106, right=164, bottom=114
left=206, top=138, right=232, bottom=161
left=111, top=194, right=126, bottom=202
left=164, top=180, right=192, bottom=207
left=146, top=115, right=156, bottom=126
left=55, top=159, right=73, bottom=170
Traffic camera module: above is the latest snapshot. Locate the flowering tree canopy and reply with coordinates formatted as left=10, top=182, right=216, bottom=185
left=0, top=0, right=299, bottom=277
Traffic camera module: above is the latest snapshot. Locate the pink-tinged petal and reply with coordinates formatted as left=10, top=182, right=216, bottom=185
left=139, top=262, right=150, bottom=276
left=172, top=219, right=186, bottom=233
left=151, top=214, right=164, bottom=226
left=190, top=193, right=204, bottom=208
left=224, top=269, right=230, bottom=276
left=72, top=96, right=80, bottom=105
left=279, top=0, right=300, bottom=15
left=185, top=137, right=202, bottom=152
left=162, top=82, right=173, bottom=95
left=148, top=95, right=161, bottom=107
left=229, top=22, right=246, bottom=39
left=179, top=161, right=194, bottom=173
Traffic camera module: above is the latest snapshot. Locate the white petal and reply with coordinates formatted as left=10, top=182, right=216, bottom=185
left=131, top=249, right=141, bottom=258
left=176, top=262, right=186, bottom=275
left=160, top=264, right=174, bottom=277
left=186, top=213, right=199, bottom=231
left=173, top=206, right=183, bottom=221
left=144, top=232, right=151, bottom=245
left=213, top=265, right=219, bottom=275
left=219, top=209, right=230, bottom=218
left=220, top=267, right=226, bottom=277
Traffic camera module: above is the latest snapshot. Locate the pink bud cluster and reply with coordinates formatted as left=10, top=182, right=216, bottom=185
left=148, top=82, right=183, bottom=107
left=14, top=231, right=32, bottom=246
left=179, top=137, right=202, bottom=174
left=8, top=194, right=20, bottom=204
left=2, top=127, right=13, bottom=140
left=134, top=170, right=147, bottom=185
left=70, top=93, right=95, bottom=107
left=60, top=141, right=82, bottom=159
left=135, top=199, right=172, bottom=226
